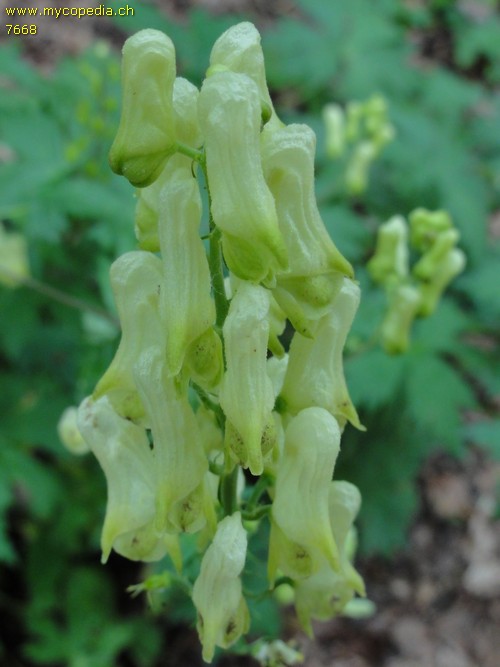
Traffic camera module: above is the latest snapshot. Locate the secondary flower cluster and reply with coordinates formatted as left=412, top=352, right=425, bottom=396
left=368, top=208, right=466, bottom=353
left=73, top=22, right=366, bottom=661
left=323, top=94, right=395, bottom=195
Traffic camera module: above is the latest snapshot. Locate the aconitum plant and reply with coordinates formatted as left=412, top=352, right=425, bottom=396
left=74, top=22, right=366, bottom=662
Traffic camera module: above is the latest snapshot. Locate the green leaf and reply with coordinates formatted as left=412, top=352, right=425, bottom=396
left=458, top=251, right=500, bottom=322
left=338, top=414, right=422, bottom=555
left=405, top=352, right=474, bottom=453
left=411, top=299, right=470, bottom=354
left=465, top=419, right=500, bottom=460
left=322, top=205, right=373, bottom=263
left=346, top=347, right=406, bottom=410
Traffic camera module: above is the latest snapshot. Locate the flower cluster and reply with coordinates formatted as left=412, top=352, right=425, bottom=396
left=72, top=22, right=366, bottom=661
left=368, top=208, right=466, bottom=353
left=323, top=94, right=395, bottom=195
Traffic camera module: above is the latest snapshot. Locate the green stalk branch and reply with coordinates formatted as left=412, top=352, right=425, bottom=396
left=220, top=466, right=239, bottom=517
left=1, top=269, right=119, bottom=327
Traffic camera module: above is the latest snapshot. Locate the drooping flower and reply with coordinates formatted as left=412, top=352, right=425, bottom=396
left=294, top=480, right=365, bottom=636
left=109, top=29, right=177, bottom=187
left=198, top=70, right=288, bottom=284
left=93, top=251, right=164, bottom=422
left=280, top=278, right=364, bottom=430
left=269, top=407, right=341, bottom=582
left=157, top=163, right=220, bottom=382
left=192, top=512, right=249, bottom=663
left=133, top=347, right=209, bottom=534
left=207, top=21, right=281, bottom=130
left=77, top=395, right=167, bottom=563
left=367, top=215, right=409, bottom=285
left=134, top=76, right=203, bottom=251
left=93, top=250, right=165, bottom=421
left=219, top=282, right=275, bottom=475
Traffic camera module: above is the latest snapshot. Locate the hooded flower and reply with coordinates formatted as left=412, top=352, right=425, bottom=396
left=280, top=278, right=364, bottom=430
left=417, top=248, right=466, bottom=317
left=93, top=251, right=164, bottom=422
left=157, top=163, right=219, bottom=381
left=367, top=215, right=409, bottom=285
left=269, top=407, right=341, bottom=582
left=133, top=347, right=209, bottom=534
left=134, top=76, right=203, bottom=251
left=192, top=512, right=249, bottom=663
left=77, top=395, right=167, bottom=563
left=294, top=480, right=365, bottom=636
left=380, top=283, right=421, bottom=354
left=219, top=282, right=275, bottom=475
left=207, top=21, right=281, bottom=130
left=198, top=70, right=288, bottom=284
left=109, top=29, right=177, bottom=187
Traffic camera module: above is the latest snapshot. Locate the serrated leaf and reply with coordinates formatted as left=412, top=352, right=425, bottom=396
left=411, top=298, right=470, bottom=354
left=346, top=347, right=406, bottom=410
left=465, top=419, right=500, bottom=460
left=405, top=353, right=474, bottom=452
left=321, top=204, right=373, bottom=263
left=458, top=251, right=500, bottom=321
left=338, top=416, right=422, bottom=555
left=262, top=19, right=335, bottom=96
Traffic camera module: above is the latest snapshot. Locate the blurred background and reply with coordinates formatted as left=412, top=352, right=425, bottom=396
left=0, top=1, right=499, bottom=666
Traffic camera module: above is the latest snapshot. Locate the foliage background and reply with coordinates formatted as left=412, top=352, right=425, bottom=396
left=0, top=1, right=499, bottom=665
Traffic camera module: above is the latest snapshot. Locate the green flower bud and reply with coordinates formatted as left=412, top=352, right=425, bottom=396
left=133, top=347, right=209, bottom=534
left=208, top=21, right=281, bottom=130
left=417, top=248, right=466, bottom=317
left=380, top=283, right=421, bottom=354
left=345, top=101, right=362, bottom=142
left=77, top=396, right=167, bottom=563
left=0, top=224, right=30, bottom=288
left=185, top=327, right=224, bottom=391
left=57, top=406, right=89, bottom=455
left=219, top=283, right=275, bottom=475
left=192, top=512, right=249, bottom=662
left=93, top=251, right=164, bottom=422
left=412, top=228, right=460, bottom=281
left=280, top=278, right=364, bottom=430
left=109, top=29, right=177, bottom=187
left=198, top=71, right=288, bottom=284
left=345, top=140, right=377, bottom=195
left=367, top=215, right=409, bottom=285
left=269, top=407, right=341, bottom=582
left=323, top=103, right=345, bottom=158
left=409, top=208, right=453, bottom=252
left=157, top=165, right=217, bottom=378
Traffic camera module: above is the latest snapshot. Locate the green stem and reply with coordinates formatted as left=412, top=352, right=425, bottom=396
left=199, top=159, right=229, bottom=330
left=1, top=269, right=119, bottom=327
left=241, top=504, right=272, bottom=521
left=191, top=381, right=225, bottom=430
left=198, top=154, right=237, bottom=517
left=175, top=142, right=204, bottom=163
left=220, top=466, right=239, bottom=517
left=209, top=226, right=229, bottom=329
